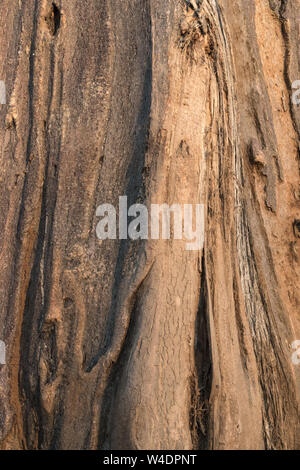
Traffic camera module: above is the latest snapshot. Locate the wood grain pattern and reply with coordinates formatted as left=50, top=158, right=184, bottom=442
left=0, top=0, right=299, bottom=449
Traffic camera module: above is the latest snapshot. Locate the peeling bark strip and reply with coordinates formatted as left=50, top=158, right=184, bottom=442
left=0, top=0, right=299, bottom=450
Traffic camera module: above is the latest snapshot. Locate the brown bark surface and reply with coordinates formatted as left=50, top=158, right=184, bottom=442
left=0, top=0, right=299, bottom=450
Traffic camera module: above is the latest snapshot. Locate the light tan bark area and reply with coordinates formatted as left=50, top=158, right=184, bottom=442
left=0, top=0, right=299, bottom=450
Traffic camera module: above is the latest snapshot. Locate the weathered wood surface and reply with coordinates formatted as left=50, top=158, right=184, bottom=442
left=0, top=0, right=299, bottom=449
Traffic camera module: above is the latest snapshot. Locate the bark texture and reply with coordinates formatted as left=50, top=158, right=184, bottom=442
left=0, top=0, right=299, bottom=450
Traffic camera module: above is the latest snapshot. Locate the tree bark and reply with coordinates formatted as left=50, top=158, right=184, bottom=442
left=0, top=0, right=299, bottom=450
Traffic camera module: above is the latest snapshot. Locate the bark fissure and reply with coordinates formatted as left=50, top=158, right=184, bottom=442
left=190, top=252, right=212, bottom=450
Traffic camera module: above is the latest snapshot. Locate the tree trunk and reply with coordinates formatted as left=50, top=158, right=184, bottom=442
left=0, top=0, right=299, bottom=450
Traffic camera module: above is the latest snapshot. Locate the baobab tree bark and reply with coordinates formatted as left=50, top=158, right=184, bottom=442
left=0, top=0, right=299, bottom=450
